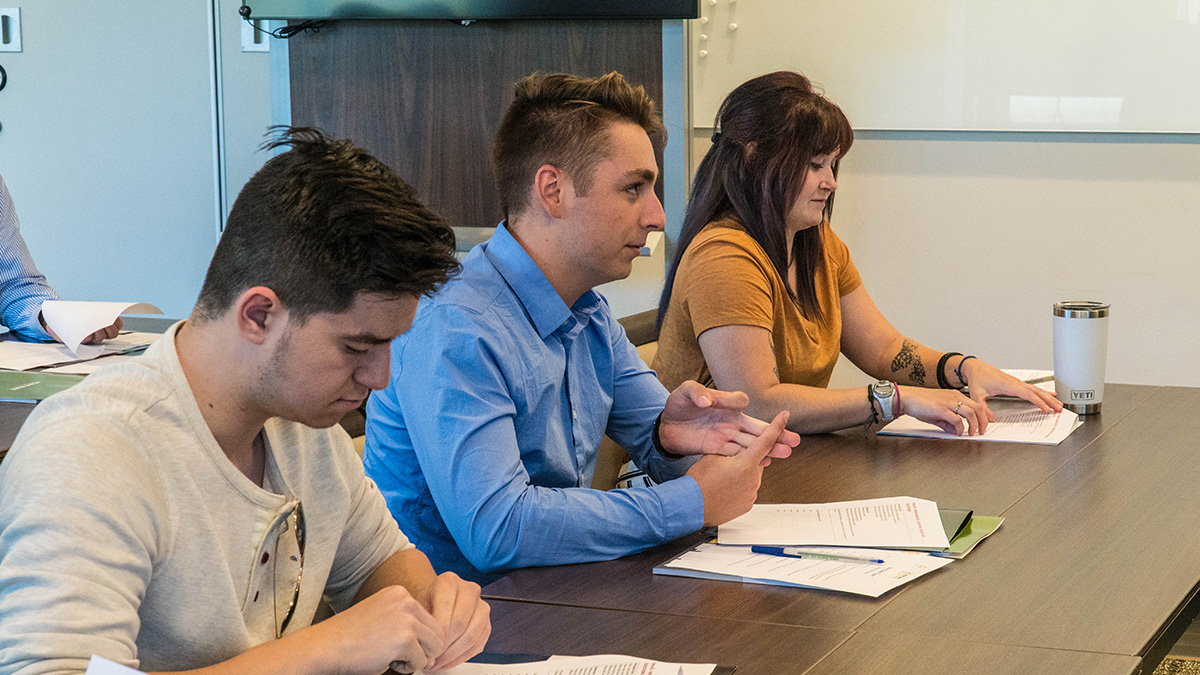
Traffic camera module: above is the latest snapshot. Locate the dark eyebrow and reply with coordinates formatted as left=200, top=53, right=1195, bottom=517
left=339, top=332, right=393, bottom=345
left=621, top=168, right=657, bottom=184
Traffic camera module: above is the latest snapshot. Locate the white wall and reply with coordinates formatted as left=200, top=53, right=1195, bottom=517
left=11, top=7, right=1195, bottom=395
left=0, top=1, right=216, bottom=318
left=597, top=247, right=666, bottom=321
left=689, top=0, right=1200, bottom=134
left=216, top=0, right=275, bottom=220
left=0, top=0, right=272, bottom=320
left=692, top=129, right=1200, bottom=388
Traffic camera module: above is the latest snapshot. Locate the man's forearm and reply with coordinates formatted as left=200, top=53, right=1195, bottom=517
left=355, top=548, right=439, bottom=608
left=145, top=634, right=330, bottom=675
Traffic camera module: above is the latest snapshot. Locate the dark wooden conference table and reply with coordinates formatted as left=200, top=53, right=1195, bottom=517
left=483, top=383, right=1200, bottom=675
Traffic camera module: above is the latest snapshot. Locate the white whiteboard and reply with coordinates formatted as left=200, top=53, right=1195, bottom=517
left=691, top=0, right=1200, bottom=132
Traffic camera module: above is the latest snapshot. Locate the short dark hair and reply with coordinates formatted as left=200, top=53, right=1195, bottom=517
left=492, top=71, right=665, bottom=221
left=193, top=126, right=459, bottom=322
left=659, top=71, right=854, bottom=328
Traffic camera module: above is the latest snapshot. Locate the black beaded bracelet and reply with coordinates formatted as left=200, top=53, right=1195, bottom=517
left=652, top=412, right=685, bottom=460
left=936, top=352, right=963, bottom=389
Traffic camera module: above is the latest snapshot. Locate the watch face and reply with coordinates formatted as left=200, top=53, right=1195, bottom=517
left=872, top=381, right=896, bottom=422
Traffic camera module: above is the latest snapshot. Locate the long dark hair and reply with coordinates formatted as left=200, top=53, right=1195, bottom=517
left=658, top=71, right=854, bottom=329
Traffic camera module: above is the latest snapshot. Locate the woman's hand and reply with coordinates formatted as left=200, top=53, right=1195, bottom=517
left=958, top=359, right=1063, bottom=413
left=898, top=386, right=994, bottom=435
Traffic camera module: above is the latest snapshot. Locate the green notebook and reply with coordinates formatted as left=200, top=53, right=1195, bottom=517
left=0, top=370, right=85, bottom=403
left=939, top=508, right=974, bottom=541
left=934, top=516, right=1005, bottom=559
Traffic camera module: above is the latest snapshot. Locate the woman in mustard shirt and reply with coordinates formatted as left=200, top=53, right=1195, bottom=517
left=654, top=71, right=1059, bottom=434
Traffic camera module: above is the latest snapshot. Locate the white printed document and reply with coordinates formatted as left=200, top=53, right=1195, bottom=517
left=43, top=353, right=139, bottom=375
left=444, top=655, right=715, bottom=675
left=975, top=369, right=1055, bottom=399
left=89, top=653, right=716, bottom=675
left=718, top=497, right=950, bottom=550
left=0, top=330, right=161, bottom=372
left=40, top=301, right=162, bottom=357
left=1001, top=368, right=1055, bottom=389
left=0, top=297, right=163, bottom=371
left=85, top=656, right=144, bottom=675
left=654, top=542, right=953, bottom=598
left=877, top=401, right=1081, bottom=445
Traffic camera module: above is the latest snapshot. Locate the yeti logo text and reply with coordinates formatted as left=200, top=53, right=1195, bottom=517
left=1071, top=390, right=1095, bottom=401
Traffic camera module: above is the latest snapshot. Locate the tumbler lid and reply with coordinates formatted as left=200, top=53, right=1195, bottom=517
left=1054, top=301, right=1109, bottom=318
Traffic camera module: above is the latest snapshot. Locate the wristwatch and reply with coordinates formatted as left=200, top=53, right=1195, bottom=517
left=869, top=380, right=898, bottom=423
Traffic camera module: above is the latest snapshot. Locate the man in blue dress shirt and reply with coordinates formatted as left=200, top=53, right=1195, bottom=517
left=0, top=175, right=120, bottom=344
left=364, top=72, right=799, bottom=584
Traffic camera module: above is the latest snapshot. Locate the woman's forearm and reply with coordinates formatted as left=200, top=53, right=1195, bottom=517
left=751, top=382, right=877, bottom=434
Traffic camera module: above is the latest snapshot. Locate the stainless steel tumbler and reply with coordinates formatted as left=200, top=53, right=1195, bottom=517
left=1053, top=301, right=1110, bottom=414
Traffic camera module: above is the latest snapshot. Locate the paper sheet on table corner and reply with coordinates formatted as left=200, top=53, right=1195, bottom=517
left=655, top=542, right=953, bottom=598
left=85, top=656, right=145, bottom=675
left=86, top=653, right=717, bottom=675
left=878, top=401, right=1081, bottom=445
left=40, top=301, right=162, bottom=358
left=717, top=496, right=950, bottom=549
left=993, top=368, right=1056, bottom=396
left=440, top=654, right=716, bottom=675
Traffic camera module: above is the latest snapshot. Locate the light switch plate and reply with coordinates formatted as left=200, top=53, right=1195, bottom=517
left=0, top=8, right=20, bottom=53
left=240, top=16, right=268, bottom=52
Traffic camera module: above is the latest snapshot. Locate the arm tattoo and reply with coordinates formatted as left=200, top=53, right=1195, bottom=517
left=890, top=338, right=926, bottom=385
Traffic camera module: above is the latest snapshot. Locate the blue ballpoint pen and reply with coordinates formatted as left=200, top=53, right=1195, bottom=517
left=750, top=545, right=885, bottom=564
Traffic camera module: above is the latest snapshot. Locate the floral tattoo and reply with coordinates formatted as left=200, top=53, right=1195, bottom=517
left=890, top=339, right=926, bottom=386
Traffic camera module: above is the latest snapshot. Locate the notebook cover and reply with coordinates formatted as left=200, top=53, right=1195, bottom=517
left=0, top=370, right=84, bottom=403
left=938, top=508, right=973, bottom=542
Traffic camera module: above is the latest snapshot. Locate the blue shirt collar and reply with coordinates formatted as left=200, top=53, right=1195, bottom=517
left=484, top=222, right=603, bottom=340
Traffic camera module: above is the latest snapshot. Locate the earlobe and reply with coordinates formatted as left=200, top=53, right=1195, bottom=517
left=235, top=287, right=283, bottom=346
left=533, top=164, right=569, bottom=219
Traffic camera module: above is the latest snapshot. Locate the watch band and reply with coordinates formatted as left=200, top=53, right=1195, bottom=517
left=870, top=381, right=897, bottom=423
left=652, top=412, right=685, bottom=460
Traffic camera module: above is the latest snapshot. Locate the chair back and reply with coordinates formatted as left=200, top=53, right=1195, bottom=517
left=592, top=309, right=660, bottom=490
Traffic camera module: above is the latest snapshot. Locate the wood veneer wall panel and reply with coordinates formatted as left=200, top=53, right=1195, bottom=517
left=288, top=19, right=663, bottom=230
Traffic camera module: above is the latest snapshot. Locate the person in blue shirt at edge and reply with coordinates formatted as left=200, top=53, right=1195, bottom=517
left=0, top=174, right=121, bottom=345
left=363, top=71, right=801, bottom=586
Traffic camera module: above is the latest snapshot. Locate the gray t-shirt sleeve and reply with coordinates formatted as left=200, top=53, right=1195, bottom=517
left=0, top=416, right=166, bottom=674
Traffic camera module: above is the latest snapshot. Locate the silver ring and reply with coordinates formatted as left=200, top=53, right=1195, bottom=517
left=953, top=403, right=963, bottom=415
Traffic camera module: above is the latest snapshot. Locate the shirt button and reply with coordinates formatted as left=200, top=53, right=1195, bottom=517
left=572, top=410, right=578, bottom=420
left=260, top=552, right=270, bottom=564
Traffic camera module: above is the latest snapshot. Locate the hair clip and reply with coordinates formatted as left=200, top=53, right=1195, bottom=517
left=710, top=131, right=723, bottom=143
